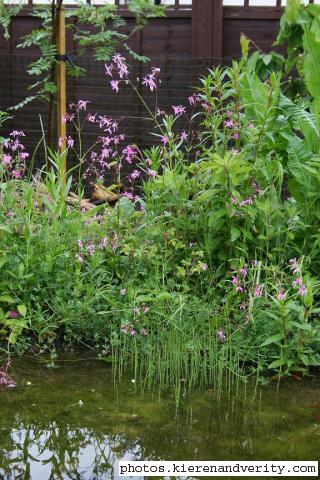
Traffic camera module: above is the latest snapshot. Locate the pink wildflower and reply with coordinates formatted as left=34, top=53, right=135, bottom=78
left=67, top=136, right=74, bottom=148
left=140, top=328, right=148, bottom=336
left=225, top=120, right=234, bottom=128
left=75, top=254, right=84, bottom=264
left=254, top=284, right=263, bottom=298
left=240, top=268, right=248, bottom=277
left=233, top=132, right=239, bottom=140
left=172, top=105, right=186, bottom=116
left=12, top=170, right=22, bottom=179
left=147, top=169, right=157, bottom=178
left=130, top=170, right=140, bottom=180
left=180, top=130, right=188, bottom=142
left=277, top=288, right=286, bottom=301
left=9, top=310, right=19, bottom=319
left=292, top=277, right=303, bottom=288
left=142, top=74, right=157, bottom=92
left=3, top=154, right=12, bottom=165
left=217, top=329, right=226, bottom=343
left=99, top=237, right=108, bottom=250
left=298, top=285, right=308, bottom=297
left=111, top=80, right=119, bottom=93
left=160, top=135, right=169, bottom=146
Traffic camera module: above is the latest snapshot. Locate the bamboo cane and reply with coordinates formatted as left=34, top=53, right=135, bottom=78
left=57, top=5, right=67, bottom=184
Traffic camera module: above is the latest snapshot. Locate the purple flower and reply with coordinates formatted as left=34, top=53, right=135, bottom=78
left=12, top=170, right=22, bottom=179
left=67, top=136, right=74, bottom=148
left=105, top=63, right=114, bottom=77
left=292, top=277, right=303, bottom=288
left=233, top=132, right=239, bottom=140
left=87, top=244, right=95, bottom=256
left=75, top=254, right=84, bottom=264
left=130, top=170, right=140, bottom=180
left=142, top=74, right=157, bottom=92
left=147, top=169, right=157, bottom=178
left=123, top=145, right=136, bottom=164
left=225, top=120, right=234, bottom=128
left=172, top=105, right=186, bottom=116
left=10, top=130, right=25, bottom=137
left=99, top=237, right=108, bottom=250
left=160, top=135, right=169, bottom=146
left=254, top=284, right=263, bottom=298
left=232, top=276, right=239, bottom=286
left=180, top=130, right=188, bottom=142
left=298, top=285, right=308, bottom=297
left=240, top=268, right=247, bottom=277
left=9, top=310, right=19, bottom=319
left=111, top=80, right=119, bottom=93
left=3, top=154, right=12, bottom=165
left=248, top=123, right=254, bottom=129
left=277, top=288, right=286, bottom=301
left=0, top=366, right=17, bottom=389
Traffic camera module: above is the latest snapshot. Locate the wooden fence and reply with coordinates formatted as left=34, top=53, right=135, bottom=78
left=0, top=0, right=297, bottom=164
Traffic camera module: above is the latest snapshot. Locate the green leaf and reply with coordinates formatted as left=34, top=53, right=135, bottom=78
left=261, top=334, right=284, bottom=347
left=268, top=357, right=288, bottom=369
left=17, top=305, right=27, bottom=317
left=0, top=295, right=15, bottom=304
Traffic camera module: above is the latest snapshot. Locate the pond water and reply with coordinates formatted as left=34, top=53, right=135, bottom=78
left=0, top=356, right=319, bottom=479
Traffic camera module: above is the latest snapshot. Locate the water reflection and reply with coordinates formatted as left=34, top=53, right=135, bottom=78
left=0, top=357, right=319, bottom=479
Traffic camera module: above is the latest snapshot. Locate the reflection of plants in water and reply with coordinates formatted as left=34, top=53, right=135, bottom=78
left=0, top=421, right=143, bottom=480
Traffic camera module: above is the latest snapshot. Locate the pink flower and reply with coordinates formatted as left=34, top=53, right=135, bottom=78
left=254, top=284, right=263, bottom=298
left=248, top=123, right=254, bottom=129
left=232, top=276, right=239, bottom=286
left=188, top=94, right=201, bottom=106
left=123, top=191, right=134, bottom=200
left=0, top=366, right=17, bottom=389
left=217, top=329, right=226, bottom=343
left=123, top=145, right=136, bottom=164
left=58, top=137, right=63, bottom=148
left=231, top=148, right=239, bottom=156
left=9, top=310, right=19, bottom=319
left=225, top=120, right=234, bottom=128
left=180, top=130, right=188, bottom=142
left=12, top=170, right=22, bottom=179
left=231, top=196, right=237, bottom=205
left=67, top=136, right=74, bottom=149
left=3, top=154, right=12, bottom=165
left=298, top=285, right=308, bottom=296
left=160, top=135, right=169, bottom=146
left=140, top=328, right=148, bottom=336
left=292, top=277, right=303, bottom=288
left=172, top=105, right=186, bottom=116
left=277, top=288, right=286, bottom=301
left=77, top=240, right=83, bottom=248
left=87, top=244, right=95, bottom=256
left=75, top=254, right=84, bottom=263
left=105, top=63, right=114, bottom=77
left=99, top=237, right=108, bottom=250
left=236, top=286, right=244, bottom=293
left=240, top=268, right=247, bottom=277
left=142, top=74, right=157, bottom=92
left=87, top=113, right=96, bottom=123
left=10, top=130, right=25, bottom=137
left=111, top=80, right=119, bottom=93
left=76, top=100, right=90, bottom=111
left=233, top=132, right=239, bottom=140
left=130, top=170, right=140, bottom=180
left=147, top=169, right=157, bottom=178
left=289, top=258, right=300, bottom=275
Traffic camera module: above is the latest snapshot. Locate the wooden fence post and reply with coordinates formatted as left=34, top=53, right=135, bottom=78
left=191, top=0, right=223, bottom=60
left=57, top=5, right=67, bottom=183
